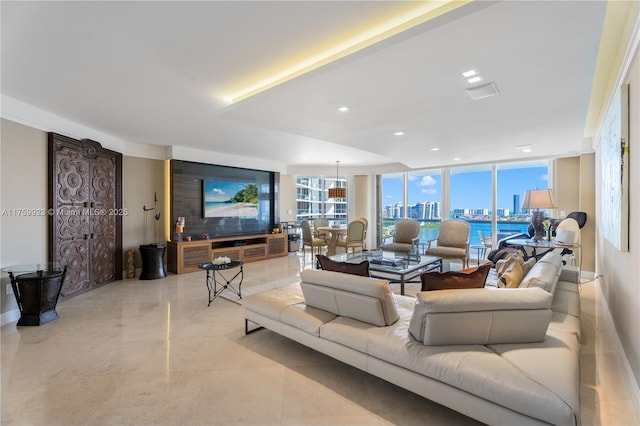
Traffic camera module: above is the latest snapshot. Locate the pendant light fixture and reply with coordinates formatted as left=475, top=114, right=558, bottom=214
left=328, top=161, right=346, bottom=199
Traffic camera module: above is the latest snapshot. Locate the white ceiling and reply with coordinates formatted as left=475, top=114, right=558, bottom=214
left=1, top=1, right=609, bottom=174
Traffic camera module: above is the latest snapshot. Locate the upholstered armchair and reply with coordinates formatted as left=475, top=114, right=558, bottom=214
left=425, top=220, right=470, bottom=268
left=379, top=219, right=420, bottom=253
left=301, top=220, right=327, bottom=258
left=336, top=220, right=366, bottom=254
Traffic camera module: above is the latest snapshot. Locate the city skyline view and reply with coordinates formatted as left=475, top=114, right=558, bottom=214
left=382, top=165, right=549, bottom=216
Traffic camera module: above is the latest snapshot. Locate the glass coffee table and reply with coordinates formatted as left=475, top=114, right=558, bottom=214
left=330, top=251, right=442, bottom=295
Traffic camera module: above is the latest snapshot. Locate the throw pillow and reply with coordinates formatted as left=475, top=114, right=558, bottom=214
left=522, top=257, right=536, bottom=277
left=495, top=252, right=524, bottom=276
left=420, top=263, right=492, bottom=291
left=316, top=255, right=370, bottom=277
left=498, top=261, right=525, bottom=288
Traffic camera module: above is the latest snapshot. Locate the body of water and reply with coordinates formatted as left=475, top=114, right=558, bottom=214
left=385, top=220, right=529, bottom=247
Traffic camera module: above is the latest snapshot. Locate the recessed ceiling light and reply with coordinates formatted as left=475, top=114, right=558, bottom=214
left=394, top=131, right=404, bottom=136
left=431, top=147, right=440, bottom=151
left=462, top=69, right=477, bottom=78
left=467, top=76, right=482, bottom=84
left=453, top=157, right=461, bottom=161
left=516, top=144, right=533, bottom=153
left=338, top=106, right=349, bottom=112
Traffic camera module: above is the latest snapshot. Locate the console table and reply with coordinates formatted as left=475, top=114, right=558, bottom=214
left=167, top=233, right=287, bottom=274
left=505, top=238, right=582, bottom=276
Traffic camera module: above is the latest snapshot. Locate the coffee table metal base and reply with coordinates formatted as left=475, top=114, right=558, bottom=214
left=198, top=261, right=244, bottom=306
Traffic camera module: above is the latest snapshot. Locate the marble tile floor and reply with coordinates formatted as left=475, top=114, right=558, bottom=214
left=2, top=254, right=639, bottom=425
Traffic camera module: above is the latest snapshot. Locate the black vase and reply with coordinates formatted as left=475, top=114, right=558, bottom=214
left=531, top=211, right=546, bottom=241
left=139, top=244, right=167, bottom=280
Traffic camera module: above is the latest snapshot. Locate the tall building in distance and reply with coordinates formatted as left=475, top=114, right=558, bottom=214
left=513, top=194, right=520, bottom=215
left=384, top=201, right=440, bottom=220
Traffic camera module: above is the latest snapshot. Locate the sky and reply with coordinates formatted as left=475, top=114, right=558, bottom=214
left=382, top=166, right=549, bottom=212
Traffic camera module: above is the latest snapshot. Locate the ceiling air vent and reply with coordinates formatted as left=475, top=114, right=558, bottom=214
left=465, top=82, right=500, bottom=100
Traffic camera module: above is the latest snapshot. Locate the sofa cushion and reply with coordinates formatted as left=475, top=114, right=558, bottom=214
left=519, top=251, right=562, bottom=293
left=409, top=288, right=553, bottom=345
left=316, top=254, right=370, bottom=277
left=242, top=283, right=305, bottom=321
left=420, top=263, right=491, bottom=291
left=300, top=269, right=399, bottom=326
left=537, top=250, right=564, bottom=270
left=280, top=303, right=339, bottom=336
left=551, top=288, right=581, bottom=317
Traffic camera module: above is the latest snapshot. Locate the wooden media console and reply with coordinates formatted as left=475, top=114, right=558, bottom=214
left=167, top=233, right=287, bottom=274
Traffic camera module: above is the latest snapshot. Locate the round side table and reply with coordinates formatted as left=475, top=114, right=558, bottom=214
left=198, top=261, right=244, bottom=306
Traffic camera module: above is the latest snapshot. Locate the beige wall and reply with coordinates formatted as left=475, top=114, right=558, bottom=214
left=122, top=156, right=168, bottom=270
left=553, top=155, right=596, bottom=272
left=579, top=153, right=596, bottom=273
left=596, top=43, right=640, bottom=389
left=555, top=157, right=581, bottom=216
left=0, top=120, right=48, bottom=315
left=0, top=119, right=168, bottom=317
left=278, top=174, right=297, bottom=223
left=353, top=175, right=374, bottom=249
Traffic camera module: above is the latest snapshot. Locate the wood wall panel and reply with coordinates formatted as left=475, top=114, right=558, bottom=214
left=170, top=160, right=279, bottom=240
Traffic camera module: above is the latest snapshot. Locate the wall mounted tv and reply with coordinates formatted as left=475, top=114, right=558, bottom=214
left=203, top=180, right=259, bottom=218
left=170, top=160, right=277, bottom=239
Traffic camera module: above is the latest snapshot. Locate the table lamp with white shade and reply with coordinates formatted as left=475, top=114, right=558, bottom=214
left=521, top=189, right=558, bottom=241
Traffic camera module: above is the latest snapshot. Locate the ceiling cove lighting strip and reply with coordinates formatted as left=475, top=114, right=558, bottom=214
left=226, top=0, right=471, bottom=104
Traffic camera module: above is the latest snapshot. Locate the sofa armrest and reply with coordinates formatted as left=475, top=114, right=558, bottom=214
left=559, top=266, right=579, bottom=284
left=409, top=288, right=553, bottom=345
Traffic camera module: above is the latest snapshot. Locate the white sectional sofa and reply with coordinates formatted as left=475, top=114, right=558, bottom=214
left=243, top=251, right=581, bottom=426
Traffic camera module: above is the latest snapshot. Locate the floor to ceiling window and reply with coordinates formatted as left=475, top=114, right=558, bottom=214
left=407, top=170, right=442, bottom=246
left=378, top=160, right=550, bottom=248
left=296, top=175, right=347, bottom=225
left=450, top=165, right=492, bottom=245
left=380, top=172, right=404, bottom=243
left=496, top=161, right=550, bottom=239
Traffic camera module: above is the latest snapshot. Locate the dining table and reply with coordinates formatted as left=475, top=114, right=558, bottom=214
left=317, top=225, right=347, bottom=256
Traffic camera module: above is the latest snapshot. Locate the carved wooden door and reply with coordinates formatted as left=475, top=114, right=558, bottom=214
left=49, top=133, right=122, bottom=297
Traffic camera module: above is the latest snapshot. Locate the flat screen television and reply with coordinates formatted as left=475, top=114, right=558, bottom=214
left=202, top=179, right=259, bottom=218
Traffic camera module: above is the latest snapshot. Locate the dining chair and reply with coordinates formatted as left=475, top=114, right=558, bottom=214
left=313, top=218, right=330, bottom=242
left=425, top=220, right=471, bottom=268
left=354, top=217, right=368, bottom=249
left=478, top=230, right=493, bottom=250
left=301, top=220, right=328, bottom=259
left=336, top=220, right=366, bottom=254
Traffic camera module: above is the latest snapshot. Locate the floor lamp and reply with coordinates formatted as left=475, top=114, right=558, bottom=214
left=521, top=189, right=558, bottom=241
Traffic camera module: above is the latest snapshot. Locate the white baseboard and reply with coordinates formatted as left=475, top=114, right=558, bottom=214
left=1, top=308, right=20, bottom=326
left=596, top=280, right=640, bottom=416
